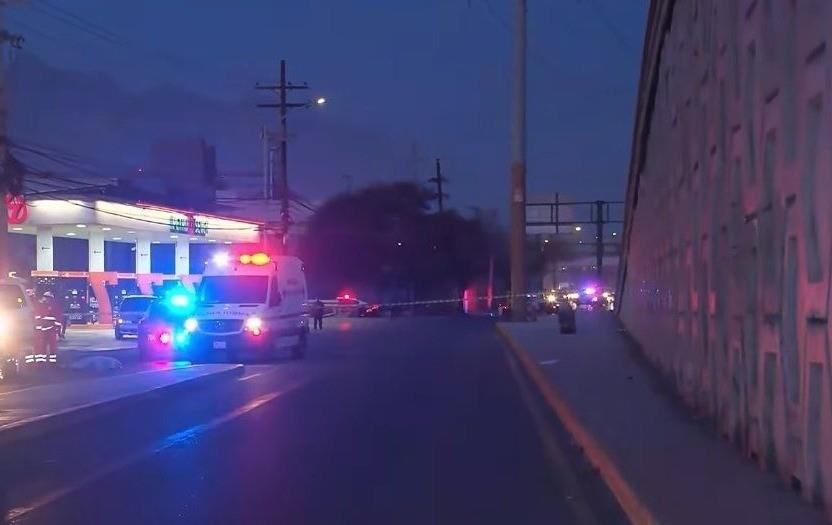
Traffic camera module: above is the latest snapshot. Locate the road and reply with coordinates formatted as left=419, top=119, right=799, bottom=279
left=0, top=317, right=625, bottom=525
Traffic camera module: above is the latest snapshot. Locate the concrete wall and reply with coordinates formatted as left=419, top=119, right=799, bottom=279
left=620, top=0, right=832, bottom=509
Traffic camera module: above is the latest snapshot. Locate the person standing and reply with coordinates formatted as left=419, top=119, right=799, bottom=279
left=312, top=299, right=325, bottom=330
left=34, top=291, right=60, bottom=364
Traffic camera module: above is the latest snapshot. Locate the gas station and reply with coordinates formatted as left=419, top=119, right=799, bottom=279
left=7, top=197, right=263, bottom=325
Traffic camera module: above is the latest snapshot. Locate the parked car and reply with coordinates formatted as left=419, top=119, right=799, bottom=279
left=114, top=295, right=154, bottom=339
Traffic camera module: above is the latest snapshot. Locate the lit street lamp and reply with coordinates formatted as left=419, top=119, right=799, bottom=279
left=315, top=96, right=327, bottom=106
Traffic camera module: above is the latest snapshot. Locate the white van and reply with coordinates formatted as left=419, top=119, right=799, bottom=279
left=187, top=252, right=309, bottom=361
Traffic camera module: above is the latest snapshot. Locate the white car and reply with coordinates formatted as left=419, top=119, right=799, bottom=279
left=183, top=252, right=310, bottom=362
left=0, top=279, right=36, bottom=379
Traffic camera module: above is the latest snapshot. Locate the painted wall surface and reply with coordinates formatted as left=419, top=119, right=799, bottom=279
left=620, top=0, right=832, bottom=509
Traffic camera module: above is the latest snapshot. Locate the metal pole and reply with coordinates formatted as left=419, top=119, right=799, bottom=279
left=595, top=200, right=604, bottom=278
left=554, top=192, right=559, bottom=234
left=509, top=0, right=527, bottom=320
left=278, top=59, right=290, bottom=250
left=435, top=158, right=444, bottom=212
left=0, top=4, right=9, bottom=279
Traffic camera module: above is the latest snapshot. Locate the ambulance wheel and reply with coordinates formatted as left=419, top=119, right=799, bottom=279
left=291, top=332, right=307, bottom=360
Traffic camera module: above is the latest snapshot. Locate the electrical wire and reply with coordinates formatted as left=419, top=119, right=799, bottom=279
left=580, top=0, right=633, bottom=50
left=33, top=0, right=124, bottom=42
left=19, top=2, right=207, bottom=72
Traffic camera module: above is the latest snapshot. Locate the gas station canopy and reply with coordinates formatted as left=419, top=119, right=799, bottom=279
left=9, top=199, right=262, bottom=245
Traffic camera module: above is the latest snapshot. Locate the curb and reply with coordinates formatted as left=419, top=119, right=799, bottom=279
left=0, top=364, right=244, bottom=447
left=496, top=324, right=658, bottom=525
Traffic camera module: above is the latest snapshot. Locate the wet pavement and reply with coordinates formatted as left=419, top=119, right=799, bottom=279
left=0, top=317, right=625, bottom=525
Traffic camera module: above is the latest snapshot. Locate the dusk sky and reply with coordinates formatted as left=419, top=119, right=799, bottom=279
left=9, top=0, right=647, bottom=216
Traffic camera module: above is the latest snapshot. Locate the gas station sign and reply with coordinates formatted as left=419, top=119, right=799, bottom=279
left=169, top=214, right=207, bottom=236
left=5, top=194, right=27, bottom=225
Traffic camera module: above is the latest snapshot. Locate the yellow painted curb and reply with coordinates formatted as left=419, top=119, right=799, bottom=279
left=496, top=323, right=659, bottom=525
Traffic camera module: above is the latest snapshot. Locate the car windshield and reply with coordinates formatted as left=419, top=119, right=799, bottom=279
left=119, top=297, right=153, bottom=313
left=0, top=285, right=25, bottom=310
left=198, top=276, right=269, bottom=305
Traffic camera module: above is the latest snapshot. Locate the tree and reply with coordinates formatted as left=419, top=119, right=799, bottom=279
left=300, top=182, right=498, bottom=302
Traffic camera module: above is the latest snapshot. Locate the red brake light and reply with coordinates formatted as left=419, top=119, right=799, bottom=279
left=159, top=332, right=172, bottom=345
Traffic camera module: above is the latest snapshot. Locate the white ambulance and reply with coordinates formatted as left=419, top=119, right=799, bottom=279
left=186, top=252, right=309, bottom=362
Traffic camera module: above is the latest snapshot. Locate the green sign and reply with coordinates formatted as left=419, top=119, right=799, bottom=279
left=169, top=215, right=207, bottom=237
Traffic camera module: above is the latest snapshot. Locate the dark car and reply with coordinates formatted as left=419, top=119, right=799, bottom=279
left=137, top=297, right=196, bottom=362
left=114, top=295, right=154, bottom=340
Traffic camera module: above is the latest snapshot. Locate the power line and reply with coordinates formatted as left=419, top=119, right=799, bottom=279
left=580, top=0, right=633, bottom=50
left=33, top=0, right=123, bottom=42
left=27, top=2, right=124, bottom=46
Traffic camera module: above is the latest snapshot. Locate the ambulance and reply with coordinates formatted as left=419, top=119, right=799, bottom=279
left=185, top=252, right=309, bottom=362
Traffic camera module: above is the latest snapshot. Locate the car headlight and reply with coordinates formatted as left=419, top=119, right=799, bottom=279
left=184, top=318, right=199, bottom=333
left=245, top=316, right=263, bottom=336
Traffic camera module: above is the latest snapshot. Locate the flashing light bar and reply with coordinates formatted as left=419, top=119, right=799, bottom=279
left=239, top=253, right=271, bottom=266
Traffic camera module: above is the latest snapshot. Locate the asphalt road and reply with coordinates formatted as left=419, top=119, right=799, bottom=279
left=0, top=317, right=625, bottom=525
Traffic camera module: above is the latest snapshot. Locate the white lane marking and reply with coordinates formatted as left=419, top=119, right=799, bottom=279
left=238, top=372, right=265, bottom=382
left=6, top=379, right=310, bottom=522
left=539, top=359, right=560, bottom=366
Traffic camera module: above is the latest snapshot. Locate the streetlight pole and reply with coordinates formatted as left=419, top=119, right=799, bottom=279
left=509, top=0, right=527, bottom=320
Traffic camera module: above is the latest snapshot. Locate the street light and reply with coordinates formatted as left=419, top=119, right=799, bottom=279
left=315, top=97, right=327, bottom=106
left=574, top=226, right=582, bottom=232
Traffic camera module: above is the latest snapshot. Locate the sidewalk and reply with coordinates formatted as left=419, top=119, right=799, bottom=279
left=0, top=364, right=243, bottom=446
left=498, top=312, right=828, bottom=525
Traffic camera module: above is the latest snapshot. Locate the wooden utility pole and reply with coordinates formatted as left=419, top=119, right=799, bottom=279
left=509, top=0, right=527, bottom=320
left=428, top=158, right=448, bottom=212
left=256, top=60, right=321, bottom=251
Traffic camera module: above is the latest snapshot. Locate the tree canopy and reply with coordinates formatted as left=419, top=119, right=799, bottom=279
left=300, top=182, right=499, bottom=302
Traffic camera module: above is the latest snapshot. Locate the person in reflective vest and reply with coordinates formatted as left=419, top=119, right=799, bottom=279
left=31, top=291, right=59, bottom=364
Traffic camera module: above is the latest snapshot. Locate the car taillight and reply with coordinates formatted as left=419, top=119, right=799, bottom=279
left=159, top=332, right=172, bottom=345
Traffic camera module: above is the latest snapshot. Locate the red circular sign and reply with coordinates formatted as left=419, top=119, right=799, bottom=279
left=5, top=194, right=28, bottom=225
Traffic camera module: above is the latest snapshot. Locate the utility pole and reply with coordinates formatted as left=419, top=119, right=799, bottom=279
left=256, top=59, right=322, bottom=251
left=428, top=158, right=448, bottom=212
left=509, top=0, right=527, bottom=320
left=595, top=200, right=604, bottom=279
left=0, top=4, right=23, bottom=279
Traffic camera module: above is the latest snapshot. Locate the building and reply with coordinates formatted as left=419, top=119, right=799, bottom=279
left=8, top=196, right=261, bottom=324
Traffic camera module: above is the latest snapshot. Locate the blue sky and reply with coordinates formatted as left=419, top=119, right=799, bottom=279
left=9, top=0, right=647, bottom=213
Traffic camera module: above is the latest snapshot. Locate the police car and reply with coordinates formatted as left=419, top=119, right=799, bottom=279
left=184, top=252, right=309, bottom=362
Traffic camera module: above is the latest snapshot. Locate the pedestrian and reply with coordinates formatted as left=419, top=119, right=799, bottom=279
left=312, top=299, right=325, bottom=330
left=34, top=291, right=60, bottom=364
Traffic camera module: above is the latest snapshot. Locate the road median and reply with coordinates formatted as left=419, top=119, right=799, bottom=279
left=0, top=364, right=244, bottom=447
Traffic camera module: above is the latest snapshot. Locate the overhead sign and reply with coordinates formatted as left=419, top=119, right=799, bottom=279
left=169, top=214, right=207, bottom=237
left=5, top=194, right=28, bottom=225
